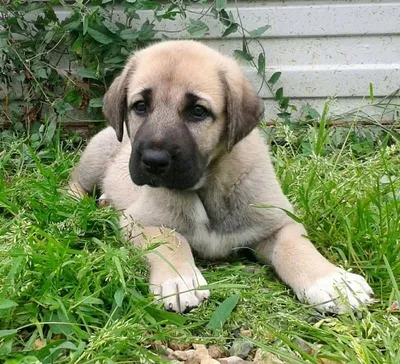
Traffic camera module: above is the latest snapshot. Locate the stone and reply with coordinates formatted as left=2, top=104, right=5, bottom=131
left=218, top=356, right=251, bottom=364
left=229, top=340, right=253, bottom=359
left=253, top=349, right=284, bottom=364
left=208, top=345, right=229, bottom=359
left=194, top=344, right=212, bottom=362
left=193, top=344, right=208, bottom=350
left=170, top=349, right=195, bottom=361
left=169, top=341, right=192, bottom=351
left=239, top=328, right=252, bottom=338
left=201, top=359, right=220, bottom=364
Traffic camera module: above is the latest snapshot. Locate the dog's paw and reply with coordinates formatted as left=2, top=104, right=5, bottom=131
left=150, top=266, right=210, bottom=313
left=297, top=269, right=374, bottom=314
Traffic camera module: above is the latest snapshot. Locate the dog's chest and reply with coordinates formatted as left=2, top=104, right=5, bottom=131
left=125, top=186, right=264, bottom=260
left=166, top=192, right=262, bottom=259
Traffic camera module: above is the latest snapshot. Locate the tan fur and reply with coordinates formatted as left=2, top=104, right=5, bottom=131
left=68, top=40, right=373, bottom=313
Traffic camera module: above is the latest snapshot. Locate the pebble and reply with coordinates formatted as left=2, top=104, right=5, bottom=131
left=219, top=356, right=252, bottom=364
left=239, top=329, right=252, bottom=338
left=170, top=350, right=195, bottom=361
left=200, top=359, right=220, bottom=364
left=208, top=345, right=229, bottom=359
left=229, top=340, right=254, bottom=359
left=253, top=349, right=283, bottom=364
left=170, top=341, right=193, bottom=351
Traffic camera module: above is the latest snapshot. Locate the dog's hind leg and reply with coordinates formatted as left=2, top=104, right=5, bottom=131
left=68, top=126, right=122, bottom=199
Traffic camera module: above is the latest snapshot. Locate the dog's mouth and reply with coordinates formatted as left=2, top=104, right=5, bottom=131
left=129, top=152, right=206, bottom=191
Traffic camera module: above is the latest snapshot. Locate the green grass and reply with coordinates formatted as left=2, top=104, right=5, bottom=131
left=0, top=119, right=399, bottom=363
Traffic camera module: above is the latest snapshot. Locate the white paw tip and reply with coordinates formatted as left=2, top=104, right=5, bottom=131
left=298, top=269, right=374, bottom=314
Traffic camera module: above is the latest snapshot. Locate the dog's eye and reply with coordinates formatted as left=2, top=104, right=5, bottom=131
left=189, top=105, right=208, bottom=121
left=133, top=101, right=147, bottom=115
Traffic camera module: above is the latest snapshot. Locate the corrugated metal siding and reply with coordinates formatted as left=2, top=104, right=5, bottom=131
left=14, top=1, right=400, bottom=121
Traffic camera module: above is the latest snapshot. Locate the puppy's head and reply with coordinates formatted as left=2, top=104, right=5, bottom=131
left=103, top=40, right=264, bottom=190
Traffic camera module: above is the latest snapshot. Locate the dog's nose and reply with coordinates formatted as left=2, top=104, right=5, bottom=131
left=141, top=149, right=170, bottom=173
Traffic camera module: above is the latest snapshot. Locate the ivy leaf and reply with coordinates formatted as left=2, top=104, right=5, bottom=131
left=233, top=49, right=253, bottom=62
left=139, top=20, right=156, bottom=40
left=206, top=294, right=240, bottom=334
left=87, top=27, right=113, bottom=45
left=268, top=72, right=281, bottom=85
left=280, top=97, right=289, bottom=110
left=187, top=19, right=209, bottom=37
left=120, top=29, right=140, bottom=40
left=219, top=9, right=231, bottom=26
left=104, top=55, right=125, bottom=64
left=78, top=68, right=97, bottom=79
left=89, top=98, right=103, bottom=108
left=249, top=25, right=270, bottom=38
left=257, top=53, right=265, bottom=75
left=65, top=90, right=82, bottom=106
left=222, top=23, right=238, bottom=37
left=62, top=20, right=80, bottom=31
left=216, top=0, right=227, bottom=10
left=103, top=19, right=119, bottom=34
left=71, top=37, right=83, bottom=55
left=275, top=87, right=283, bottom=101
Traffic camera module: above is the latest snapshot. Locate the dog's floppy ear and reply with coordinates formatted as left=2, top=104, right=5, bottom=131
left=220, top=71, right=265, bottom=151
left=103, top=58, right=135, bottom=142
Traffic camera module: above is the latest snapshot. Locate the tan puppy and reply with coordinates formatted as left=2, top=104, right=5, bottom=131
left=69, top=40, right=373, bottom=314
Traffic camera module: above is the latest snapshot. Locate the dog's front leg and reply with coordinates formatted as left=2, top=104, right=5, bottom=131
left=121, top=218, right=209, bottom=313
left=255, top=223, right=374, bottom=313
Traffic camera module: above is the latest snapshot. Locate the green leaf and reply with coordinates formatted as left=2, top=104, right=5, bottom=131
left=275, top=87, right=283, bottom=101
left=268, top=72, right=281, bottom=85
left=78, top=68, right=97, bottom=79
left=369, top=82, right=374, bottom=103
left=114, top=287, right=124, bottom=307
left=80, top=296, right=104, bottom=305
left=87, top=27, right=113, bottom=45
left=104, top=55, right=125, bottom=64
left=139, top=20, right=156, bottom=40
left=36, top=68, right=48, bottom=80
left=0, top=339, right=12, bottom=357
left=89, top=98, right=103, bottom=108
left=0, top=330, right=17, bottom=339
left=0, top=299, right=18, bottom=310
left=280, top=97, right=289, bottom=110
left=249, top=25, right=270, bottom=38
left=102, top=0, right=113, bottom=3
left=187, top=19, right=209, bottom=38
left=219, top=9, right=231, bottom=26
left=233, top=50, right=253, bottom=62
left=222, top=23, right=238, bottom=37
left=206, top=294, right=240, bottom=333
left=62, top=20, right=81, bottom=32
left=216, top=0, right=227, bottom=10
left=49, top=341, right=78, bottom=354
left=65, top=90, right=82, bottom=106
left=120, top=29, right=140, bottom=40
left=112, top=256, right=126, bottom=288
left=82, top=16, right=88, bottom=35
left=144, top=306, right=186, bottom=325
left=103, top=19, right=119, bottom=34
left=257, top=53, right=265, bottom=75
left=71, top=37, right=83, bottom=55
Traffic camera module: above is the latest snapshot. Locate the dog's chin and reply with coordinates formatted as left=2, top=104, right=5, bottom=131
left=130, top=170, right=205, bottom=191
